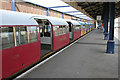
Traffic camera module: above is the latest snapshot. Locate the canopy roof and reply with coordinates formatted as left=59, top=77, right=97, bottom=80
left=23, top=0, right=93, bottom=20
left=0, top=9, right=38, bottom=26
left=77, top=2, right=120, bottom=19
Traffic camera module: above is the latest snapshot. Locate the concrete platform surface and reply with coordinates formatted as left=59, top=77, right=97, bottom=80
left=22, top=29, right=118, bottom=78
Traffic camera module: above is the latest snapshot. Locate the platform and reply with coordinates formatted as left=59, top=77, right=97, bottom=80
left=21, top=29, right=118, bottom=78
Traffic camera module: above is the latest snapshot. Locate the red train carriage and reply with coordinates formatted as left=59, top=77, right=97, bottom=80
left=47, top=17, right=69, bottom=51
left=0, top=10, right=69, bottom=79
left=0, top=10, right=40, bottom=79
left=66, top=20, right=81, bottom=41
left=33, top=16, right=69, bottom=55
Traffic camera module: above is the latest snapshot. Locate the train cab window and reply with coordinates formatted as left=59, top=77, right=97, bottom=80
left=15, top=27, right=28, bottom=46
left=0, top=27, right=14, bottom=50
left=28, top=26, right=38, bottom=43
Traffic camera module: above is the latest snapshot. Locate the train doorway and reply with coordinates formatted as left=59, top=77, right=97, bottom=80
left=36, top=19, right=53, bottom=57
left=67, top=22, right=73, bottom=42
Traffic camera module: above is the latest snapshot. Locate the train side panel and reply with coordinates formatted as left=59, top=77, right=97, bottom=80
left=0, top=51, right=2, bottom=80
left=73, top=30, right=81, bottom=40
left=53, top=32, right=69, bottom=51
left=83, top=28, right=85, bottom=35
left=2, top=41, right=40, bottom=79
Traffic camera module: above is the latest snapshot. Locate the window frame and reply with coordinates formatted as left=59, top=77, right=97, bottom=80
left=0, top=25, right=38, bottom=50
left=0, top=26, right=15, bottom=50
left=54, top=25, right=69, bottom=36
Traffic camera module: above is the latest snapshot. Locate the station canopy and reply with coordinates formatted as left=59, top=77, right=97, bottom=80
left=23, top=0, right=93, bottom=20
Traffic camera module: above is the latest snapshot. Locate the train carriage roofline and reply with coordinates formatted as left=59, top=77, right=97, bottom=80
left=0, top=9, right=38, bottom=26
left=33, top=15, right=68, bottom=26
left=78, top=21, right=86, bottom=25
left=0, top=9, right=68, bottom=26
left=65, top=19, right=81, bottom=26
left=85, top=22, right=89, bottom=25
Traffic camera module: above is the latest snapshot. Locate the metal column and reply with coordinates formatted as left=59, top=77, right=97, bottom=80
left=103, top=2, right=109, bottom=40
left=46, top=8, right=49, bottom=16
left=11, top=0, right=15, bottom=11
left=71, top=16, right=72, bottom=20
left=106, top=2, right=115, bottom=54
left=62, top=13, right=64, bottom=19
left=103, top=3, right=106, bottom=33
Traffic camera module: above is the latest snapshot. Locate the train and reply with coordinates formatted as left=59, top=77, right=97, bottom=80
left=0, top=9, right=94, bottom=79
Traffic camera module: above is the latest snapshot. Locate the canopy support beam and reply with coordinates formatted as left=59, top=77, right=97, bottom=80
left=11, top=0, right=15, bottom=11
left=62, top=13, right=64, bottom=19
left=48, top=6, right=70, bottom=8
left=46, top=8, right=49, bottom=16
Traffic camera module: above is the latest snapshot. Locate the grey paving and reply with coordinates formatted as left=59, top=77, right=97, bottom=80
left=22, top=29, right=118, bottom=78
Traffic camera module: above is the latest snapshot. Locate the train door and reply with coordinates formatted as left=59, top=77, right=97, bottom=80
left=67, top=22, right=73, bottom=41
left=36, top=19, right=53, bottom=57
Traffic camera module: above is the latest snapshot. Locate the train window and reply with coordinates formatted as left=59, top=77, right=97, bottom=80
left=54, top=26, right=69, bottom=36
left=28, top=26, right=38, bottom=43
left=15, top=27, right=28, bottom=46
left=0, top=27, right=14, bottom=50
left=44, top=25, right=51, bottom=37
left=66, top=26, right=69, bottom=33
left=63, top=26, right=66, bottom=34
left=40, top=26, right=43, bottom=37
left=74, top=26, right=80, bottom=31
left=40, top=26, right=43, bottom=33
left=63, top=26, right=69, bottom=34
left=83, top=25, right=85, bottom=28
left=54, top=26, right=59, bottom=36
left=59, top=26, right=63, bottom=35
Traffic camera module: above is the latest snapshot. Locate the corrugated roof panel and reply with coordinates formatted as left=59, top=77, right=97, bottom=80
left=52, top=7, right=78, bottom=13
left=23, top=0, right=93, bottom=20
left=24, top=0, right=69, bottom=8
left=67, top=12, right=84, bottom=15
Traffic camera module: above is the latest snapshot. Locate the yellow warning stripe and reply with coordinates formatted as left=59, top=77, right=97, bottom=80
left=41, top=51, right=55, bottom=60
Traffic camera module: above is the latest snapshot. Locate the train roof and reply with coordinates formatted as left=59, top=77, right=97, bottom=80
left=85, top=22, right=89, bottom=24
left=47, top=16, right=68, bottom=26
left=33, top=15, right=68, bottom=26
left=78, top=21, right=85, bottom=25
left=66, top=19, right=81, bottom=26
left=0, top=9, right=38, bottom=26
